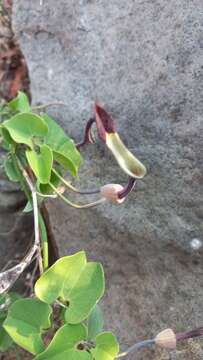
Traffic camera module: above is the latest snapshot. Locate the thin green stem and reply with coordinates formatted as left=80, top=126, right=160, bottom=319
left=17, top=160, right=53, bottom=271
left=39, top=213, right=49, bottom=270
left=116, top=339, right=155, bottom=358
left=16, top=159, right=44, bottom=273
left=13, top=345, right=23, bottom=360
left=52, top=168, right=100, bottom=195
left=32, top=101, right=67, bottom=110
left=37, top=191, right=57, bottom=198
left=52, top=168, right=79, bottom=192
left=49, top=183, right=106, bottom=209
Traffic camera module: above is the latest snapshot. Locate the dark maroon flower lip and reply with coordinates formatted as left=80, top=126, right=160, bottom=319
left=76, top=103, right=116, bottom=148
left=94, top=102, right=116, bottom=142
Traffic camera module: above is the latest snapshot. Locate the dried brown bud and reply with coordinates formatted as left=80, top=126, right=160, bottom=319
left=100, top=184, right=125, bottom=204
left=155, top=328, right=176, bottom=349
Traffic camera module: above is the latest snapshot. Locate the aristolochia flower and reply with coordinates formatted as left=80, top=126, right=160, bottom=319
left=76, top=102, right=146, bottom=202
left=94, top=103, right=147, bottom=179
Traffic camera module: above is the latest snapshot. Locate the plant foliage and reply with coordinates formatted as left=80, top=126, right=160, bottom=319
left=0, top=92, right=119, bottom=359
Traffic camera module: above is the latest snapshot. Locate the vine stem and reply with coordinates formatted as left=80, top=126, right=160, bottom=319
left=49, top=183, right=106, bottom=209
left=20, top=169, right=43, bottom=274
left=52, top=168, right=100, bottom=195
left=36, top=191, right=57, bottom=198
left=38, top=213, right=49, bottom=270
left=16, top=159, right=44, bottom=274
left=76, top=117, right=95, bottom=149
left=0, top=155, right=44, bottom=294
left=32, top=102, right=68, bottom=110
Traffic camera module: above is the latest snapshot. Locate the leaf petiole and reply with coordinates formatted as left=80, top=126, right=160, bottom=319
left=39, top=213, right=49, bottom=270
left=52, top=168, right=100, bottom=195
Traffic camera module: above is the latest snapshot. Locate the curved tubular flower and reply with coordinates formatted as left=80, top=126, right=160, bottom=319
left=76, top=103, right=146, bottom=202
left=94, top=103, right=147, bottom=179
left=117, top=177, right=136, bottom=200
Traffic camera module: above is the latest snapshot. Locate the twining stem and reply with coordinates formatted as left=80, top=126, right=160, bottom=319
left=52, top=168, right=79, bottom=193
left=32, top=102, right=67, bottom=110
left=49, top=183, right=106, bottom=209
left=22, top=171, right=43, bottom=274
left=37, top=191, right=57, bottom=198
left=16, top=159, right=44, bottom=274
left=52, top=168, right=100, bottom=195
left=116, top=339, right=155, bottom=358
left=76, top=117, right=95, bottom=149
left=32, top=193, right=40, bottom=247
left=39, top=213, right=49, bottom=270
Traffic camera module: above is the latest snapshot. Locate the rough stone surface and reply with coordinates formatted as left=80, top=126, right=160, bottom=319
left=12, top=1, right=203, bottom=358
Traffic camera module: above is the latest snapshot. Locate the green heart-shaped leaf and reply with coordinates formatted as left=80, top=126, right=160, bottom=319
left=35, top=324, right=92, bottom=360
left=35, top=251, right=105, bottom=324
left=91, top=332, right=119, bottom=360
left=3, top=113, right=48, bottom=148
left=38, top=169, right=61, bottom=194
left=0, top=316, right=13, bottom=352
left=42, top=114, right=82, bottom=176
left=8, top=91, right=31, bottom=113
left=4, top=156, right=20, bottom=182
left=26, top=144, right=53, bottom=184
left=0, top=293, right=20, bottom=352
left=87, top=304, right=104, bottom=340
left=53, top=148, right=77, bottom=176
left=0, top=126, right=15, bottom=146
left=3, top=298, right=52, bottom=355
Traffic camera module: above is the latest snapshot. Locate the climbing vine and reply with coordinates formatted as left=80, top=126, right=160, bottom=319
left=0, top=92, right=202, bottom=358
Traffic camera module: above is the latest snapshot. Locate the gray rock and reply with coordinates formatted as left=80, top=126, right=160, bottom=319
left=12, top=0, right=203, bottom=358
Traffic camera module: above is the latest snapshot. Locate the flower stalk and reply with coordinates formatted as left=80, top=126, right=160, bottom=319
left=76, top=117, right=95, bottom=149
left=116, top=326, right=203, bottom=358
left=49, top=182, right=106, bottom=209
left=52, top=168, right=100, bottom=195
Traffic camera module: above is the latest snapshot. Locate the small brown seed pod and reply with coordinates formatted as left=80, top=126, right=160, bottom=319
left=100, top=184, right=125, bottom=204
left=155, top=328, right=177, bottom=349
